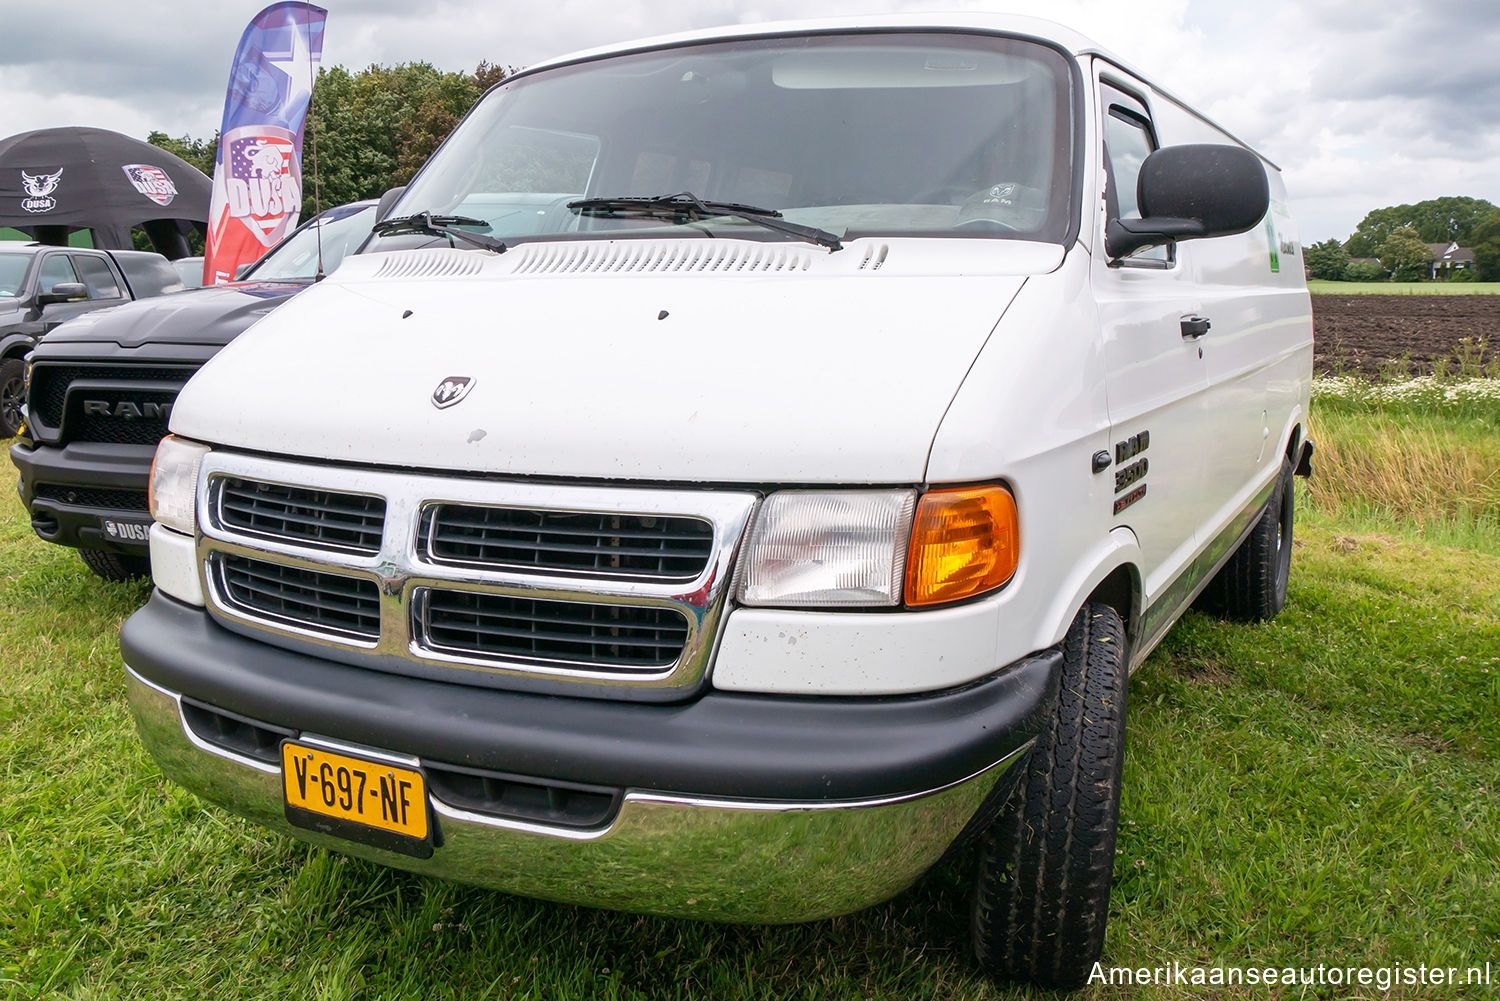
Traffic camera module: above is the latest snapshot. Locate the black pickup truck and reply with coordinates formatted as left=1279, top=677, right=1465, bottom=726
left=9, top=200, right=377, bottom=579
left=1, top=245, right=185, bottom=436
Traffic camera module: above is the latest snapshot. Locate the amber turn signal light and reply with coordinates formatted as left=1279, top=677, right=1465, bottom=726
left=904, top=485, right=1019, bottom=606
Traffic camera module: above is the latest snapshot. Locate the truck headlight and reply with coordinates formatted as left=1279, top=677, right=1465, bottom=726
left=737, top=490, right=916, bottom=607
left=148, top=435, right=210, bottom=535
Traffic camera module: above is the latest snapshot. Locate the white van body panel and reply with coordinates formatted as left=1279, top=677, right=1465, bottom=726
left=172, top=240, right=1064, bottom=484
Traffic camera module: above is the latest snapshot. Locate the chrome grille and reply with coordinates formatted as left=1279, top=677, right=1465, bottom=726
left=195, top=452, right=757, bottom=697
left=421, top=504, right=713, bottom=581
left=418, top=589, right=690, bottom=669
left=214, top=476, right=385, bottom=555
left=213, top=553, right=381, bottom=642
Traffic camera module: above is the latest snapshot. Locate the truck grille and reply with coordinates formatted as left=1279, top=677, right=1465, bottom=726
left=418, top=589, right=691, bottom=669
left=33, top=484, right=150, bottom=511
left=195, top=453, right=757, bottom=697
left=215, top=477, right=386, bottom=555
left=420, top=504, right=714, bottom=581
left=214, top=553, right=382, bottom=642
left=26, top=363, right=195, bottom=444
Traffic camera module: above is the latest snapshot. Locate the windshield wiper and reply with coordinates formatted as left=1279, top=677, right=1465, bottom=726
left=567, top=192, right=843, bottom=252
left=369, top=212, right=508, bottom=254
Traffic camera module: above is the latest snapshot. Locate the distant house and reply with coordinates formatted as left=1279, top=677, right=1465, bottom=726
left=1428, top=241, right=1475, bottom=279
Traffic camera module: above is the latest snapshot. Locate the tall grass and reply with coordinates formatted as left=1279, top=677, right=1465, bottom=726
left=1308, top=375, right=1500, bottom=550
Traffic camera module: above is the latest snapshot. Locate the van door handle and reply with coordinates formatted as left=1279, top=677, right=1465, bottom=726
left=1180, top=315, right=1211, bottom=339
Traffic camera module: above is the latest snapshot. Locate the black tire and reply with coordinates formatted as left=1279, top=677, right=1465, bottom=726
left=0, top=355, right=25, bottom=438
left=1196, top=456, right=1294, bottom=622
left=78, top=548, right=151, bottom=581
left=972, top=603, right=1127, bottom=989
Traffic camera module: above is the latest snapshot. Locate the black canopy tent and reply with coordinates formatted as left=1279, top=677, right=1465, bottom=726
left=0, top=127, right=211, bottom=259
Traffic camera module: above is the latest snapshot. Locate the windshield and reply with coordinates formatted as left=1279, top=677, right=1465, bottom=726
left=384, top=32, right=1075, bottom=248
left=245, top=203, right=377, bottom=280
left=0, top=253, right=29, bottom=297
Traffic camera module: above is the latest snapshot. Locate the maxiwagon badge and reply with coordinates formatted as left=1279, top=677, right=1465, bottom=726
left=432, top=376, right=475, bottom=409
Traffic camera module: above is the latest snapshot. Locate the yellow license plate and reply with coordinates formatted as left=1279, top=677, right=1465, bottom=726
left=281, top=742, right=429, bottom=841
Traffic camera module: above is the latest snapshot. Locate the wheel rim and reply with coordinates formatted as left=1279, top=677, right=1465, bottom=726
left=1, top=374, right=23, bottom=433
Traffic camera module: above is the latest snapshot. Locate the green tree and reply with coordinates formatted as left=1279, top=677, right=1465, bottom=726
left=1377, top=227, right=1434, bottom=281
left=146, top=130, right=219, bottom=178
left=1345, top=196, right=1498, bottom=257
left=1304, top=238, right=1350, bottom=280
left=303, top=61, right=504, bottom=216
left=1470, top=209, right=1500, bottom=281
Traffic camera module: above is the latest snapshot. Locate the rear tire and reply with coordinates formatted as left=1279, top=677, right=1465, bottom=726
left=1197, top=456, right=1294, bottom=622
left=971, top=603, right=1128, bottom=989
left=0, top=355, right=25, bottom=438
left=78, top=548, right=151, bottom=581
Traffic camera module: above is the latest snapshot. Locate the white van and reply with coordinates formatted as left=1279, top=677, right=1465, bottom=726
left=124, top=15, right=1312, bottom=988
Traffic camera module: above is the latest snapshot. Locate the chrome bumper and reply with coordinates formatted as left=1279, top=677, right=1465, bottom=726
left=127, top=667, right=1027, bottom=923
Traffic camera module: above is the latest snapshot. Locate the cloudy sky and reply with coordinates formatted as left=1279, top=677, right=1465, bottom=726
left=1, top=0, right=1496, bottom=243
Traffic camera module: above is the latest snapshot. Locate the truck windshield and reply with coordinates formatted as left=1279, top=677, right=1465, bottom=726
left=245, top=202, right=377, bottom=281
left=384, top=32, right=1075, bottom=249
left=0, top=253, right=29, bottom=297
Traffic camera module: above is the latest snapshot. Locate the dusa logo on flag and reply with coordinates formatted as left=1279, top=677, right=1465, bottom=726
left=122, top=165, right=179, bottom=207
left=222, top=125, right=302, bottom=247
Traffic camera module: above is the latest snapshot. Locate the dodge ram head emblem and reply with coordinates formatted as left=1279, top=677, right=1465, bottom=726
left=431, top=376, right=475, bottom=409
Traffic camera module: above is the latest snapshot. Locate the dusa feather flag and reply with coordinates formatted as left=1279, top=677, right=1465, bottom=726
left=203, top=2, right=327, bottom=285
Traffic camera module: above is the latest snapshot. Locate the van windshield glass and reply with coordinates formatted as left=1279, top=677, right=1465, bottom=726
left=0, top=254, right=29, bottom=297
left=385, top=32, right=1074, bottom=247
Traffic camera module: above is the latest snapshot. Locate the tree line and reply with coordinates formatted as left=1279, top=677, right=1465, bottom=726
left=1304, top=195, right=1500, bottom=282
left=147, top=60, right=510, bottom=236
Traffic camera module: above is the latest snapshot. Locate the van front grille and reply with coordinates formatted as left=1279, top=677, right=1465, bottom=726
left=215, top=477, right=386, bottom=555
left=421, top=504, right=714, bottom=581
left=418, top=589, right=691, bottom=670
left=214, top=554, right=381, bottom=642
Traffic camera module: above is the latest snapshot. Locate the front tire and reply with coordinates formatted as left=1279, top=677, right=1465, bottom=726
left=0, top=355, right=25, bottom=438
left=972, top=602, right=1128, bottom=989
left=1197, top=456, right=1295, bottom=622
left=78, top=548, right=151, bottom=581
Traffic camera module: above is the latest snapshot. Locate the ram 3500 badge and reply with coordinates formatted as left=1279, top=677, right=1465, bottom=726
left=121, top=16, right=1313, bottom=989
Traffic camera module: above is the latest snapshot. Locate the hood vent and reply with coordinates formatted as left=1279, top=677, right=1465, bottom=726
left=511, top=241, right=815, bottom=276
left=858, top=243, right=890, bottom=270
left=372, top=250, right=486, bottom=280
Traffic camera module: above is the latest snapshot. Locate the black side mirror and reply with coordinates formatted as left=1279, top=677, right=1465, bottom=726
left=1106, top=144, right=1270, bottom=260
left=376, top=186, right=407, bottom=223
left=37, top=282, right=88, bottom=306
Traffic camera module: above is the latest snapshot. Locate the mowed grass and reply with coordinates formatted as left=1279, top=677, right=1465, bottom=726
left=2, top=406, right=1499, bottom=999
left=1306, top=280, right=1500, bottom=295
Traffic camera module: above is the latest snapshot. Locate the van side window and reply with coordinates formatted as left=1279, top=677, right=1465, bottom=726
left=1104, top=106, right=1170, bottom=265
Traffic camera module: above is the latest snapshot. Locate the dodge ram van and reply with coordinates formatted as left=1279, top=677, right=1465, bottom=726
left=121, top=15, right=1313, bottom=988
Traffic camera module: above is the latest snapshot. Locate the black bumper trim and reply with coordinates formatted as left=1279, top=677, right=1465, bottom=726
left=121, top=591, right=1061, bottom=802
left=10, top=441, right=156, bottom=555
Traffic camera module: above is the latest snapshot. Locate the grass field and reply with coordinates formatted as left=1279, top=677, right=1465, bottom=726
left=3, top=389, right=1499, bottom=999
left=1307, top=280, right=1500, bottom=295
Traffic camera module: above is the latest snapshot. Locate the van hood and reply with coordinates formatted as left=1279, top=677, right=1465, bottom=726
left=174, top=240, right=1059, bottom=483
left=40, top=280, right=307, bottom=349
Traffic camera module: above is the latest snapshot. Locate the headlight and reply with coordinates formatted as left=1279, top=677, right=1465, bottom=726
left=737, top=490, right=916, bottom=607
left=148, top=435, right=210, bottom=534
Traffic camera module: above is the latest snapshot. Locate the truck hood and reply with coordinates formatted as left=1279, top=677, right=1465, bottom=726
left=39, top=280, right=308, bottom=349
left=174, top=240, right=1061, bottom=483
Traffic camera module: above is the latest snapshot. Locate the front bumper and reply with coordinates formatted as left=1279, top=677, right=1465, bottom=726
left=123, top=592, right=1061, bottom=922
left=10, top=440, right=156, bottom=555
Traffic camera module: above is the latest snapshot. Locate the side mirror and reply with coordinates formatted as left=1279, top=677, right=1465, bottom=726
left=234, top=262, right=254, bottom=280
left=1106, top=144, right=1270, bottom=260
left=37, top=282, right=88, bottom=306
left=376, top=186, right=407, bottom=222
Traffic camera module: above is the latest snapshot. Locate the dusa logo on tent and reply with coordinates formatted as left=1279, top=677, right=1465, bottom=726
left=20, top=168, right=63, bottom=213
left=122, top=165, right=179, bottom=207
